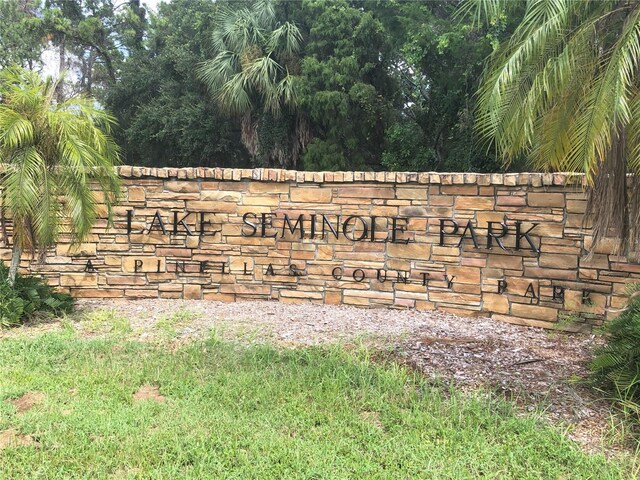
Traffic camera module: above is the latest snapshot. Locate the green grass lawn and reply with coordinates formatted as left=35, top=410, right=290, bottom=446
left=0, top=328, right=633, bottom=479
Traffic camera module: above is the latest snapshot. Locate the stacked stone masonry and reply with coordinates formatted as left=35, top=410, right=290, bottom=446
left=4, top=166, right=639, bottom=331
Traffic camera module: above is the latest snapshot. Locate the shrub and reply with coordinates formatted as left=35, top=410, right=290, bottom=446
left=0, top=263, right=74, bottom=328
left=590, top=286, right=640, bottom=413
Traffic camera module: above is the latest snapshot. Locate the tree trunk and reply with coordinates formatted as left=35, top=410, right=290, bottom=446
left=56, top=36, right=66, bottom=102
left=8, top=244, right=21, bottom=286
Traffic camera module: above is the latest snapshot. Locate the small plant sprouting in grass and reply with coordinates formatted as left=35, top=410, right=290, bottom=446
left=155, top=307, right=200, bottom=339
left=82, top=308, right=132, bottom=335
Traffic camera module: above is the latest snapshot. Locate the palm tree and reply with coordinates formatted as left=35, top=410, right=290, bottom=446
left=198, top=0, right=309, bottom=168
left=0, top=66, right=121, bottom=284
left=465, top=0, right=640, bottom=254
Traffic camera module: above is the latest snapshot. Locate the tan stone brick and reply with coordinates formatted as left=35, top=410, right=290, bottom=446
left=59, top=273, right=98, bottom=287
left=165, top=181, right=199, bottom=193
left=483, top=293, right=509, bottom=314
left=527, top=192, right=564, bottom=207
left=336, top=187, right=394, bottom=199
left=492, top=314, right=554, bottom=329
left=487, top=255, right=523, bottom=270
left=242, top=195, right=280, bottom=207
left=186, top=201, right=237, bottom=213
left=441, top=185, right=478, bottom=195
left=128, top=186, right=146, bottom=202
left=200, top=190, right=242, bottom=202
left=343, top=296, right=370, bottom=306
left=186, top=236, right=200, bottom=248
left=122, top=257, right=166, bottom=273
left=429, top=291, right=481, bottom=305
left=525, top=266, right=576, bottom=280
left=56, top=243, right=97, bottom=256
left=566, top=200, right=586, bottom=213
left=220, top=284, right=271, bottom=295
left=106, top=275, right=147, bottom=286
left=184, top=284, right=202, bottom=299
left=538, top=253, right=578, bottom=269
left=72, top=288, right=124, bottom=298
left=387, top=242, right=430, bottom=260
left=396, top=188, right=427, bottom=200
left=445, top=266, right=480, bottom=284
left=280, top=289, right=324, bottom=300
left=125, top=289, right=157, bottom=298
left=496, top=195, right=526, bottom=206
left=511, top=303, right=558, bottom=322
left=290, top=187, right=332, bottom=203
left=454, top=197, right=494, bottom=210
left=325, top=291, right=342, bottom=304
left=203, top=292, right=235, bottom=301
left=249, top=183, right=289, bottom=194
left=156, top=248, right=192, bottom=258
left=563, top=289, right=606, bottom=314
left=104, top=256, right=122, bottom=266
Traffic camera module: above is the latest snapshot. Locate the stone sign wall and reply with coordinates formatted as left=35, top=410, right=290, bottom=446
left=4, top=166, right=639, bottom=330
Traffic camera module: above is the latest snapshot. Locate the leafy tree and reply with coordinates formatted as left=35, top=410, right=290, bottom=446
left=199, top=0, right=308, bottom=168
left=468, top=0, right=640, bottom=253
left=0, top=0, right=45, bottom=69
left=0, top=67, right=121, bottom=283
left=379, top=0, right=520, bottom=172
left=104, top=0, right=247, bottom=167
left=43, top=0, right=147, bottom=96
left=298, top=0, right=398, bottom=171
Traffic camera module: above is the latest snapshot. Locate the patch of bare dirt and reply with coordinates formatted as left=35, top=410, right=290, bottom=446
left=133, top=385, right=165, bottom=403
left=10, top=392, right=45, bottom=413
left=0, top=429, right=38, bottom=450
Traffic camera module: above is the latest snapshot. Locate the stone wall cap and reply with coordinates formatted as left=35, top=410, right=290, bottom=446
left=116, top=166, right=586, bottom=186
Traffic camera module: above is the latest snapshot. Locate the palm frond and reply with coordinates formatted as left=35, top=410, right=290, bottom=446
left=0, top=66, right=121, bottom=254
left=268, top=22, right=302, bottom=57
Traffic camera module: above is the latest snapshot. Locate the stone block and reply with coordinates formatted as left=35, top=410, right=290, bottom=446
left=487, top=254, right=523, bottom=270
left=59, top=273, right=98, bottom=287
left=483, top=293, right=510, bottom=314
left=128, top=186, right=146, bottom=202
left=336, top=187, right=394, bottom=199
left=445, top=266, right=481, bottom=284
left=165, top=181, right=199, bottom=193
left=289, top=187, right=332, bottom=203
left=184, top=284, right=202, bottom=299
left=527, top=192, right=565, bottom=207
left=122, top=257, right=166, bottom=273
left=387, top=242, right=430, bottom=260
left=454, top=197, right=494, bottom=210
left=200, top=190, right=242, bottom=202
left=538, top=253, right=578, bottom=269
left=511, top=303, right=558, bottom=322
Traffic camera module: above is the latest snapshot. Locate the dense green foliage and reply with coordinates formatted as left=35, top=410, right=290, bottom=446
left=0, top=264, right=73, bottom=327
left=0, top=0, right=525, bottom=171
left=591, top=288, right=640, bottom=413
left=0, top=328, right=632, bottom=477
left=105, top=0, right=247, bottom=167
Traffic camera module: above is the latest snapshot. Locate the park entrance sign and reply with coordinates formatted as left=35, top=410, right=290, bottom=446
left=6, top=167, right=639, bottom=330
